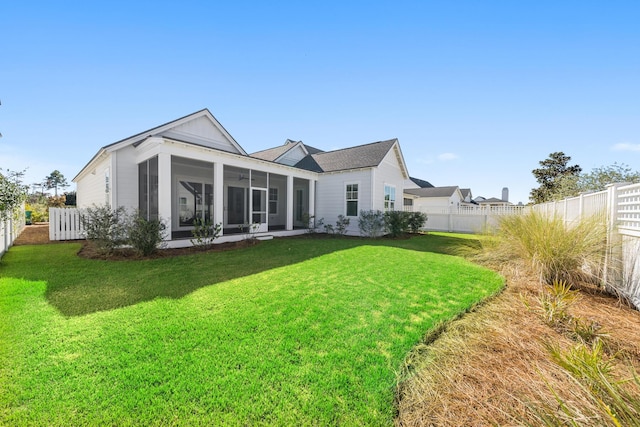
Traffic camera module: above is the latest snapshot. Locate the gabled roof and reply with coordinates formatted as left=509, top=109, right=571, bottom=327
left=405, top=186, right=460, bottom=198
left=460, top=188, right=472, bottom=198
left=105, top=108, right=245, bottom=154
left=251, top=143, right=296, bottom=162
left=410, top=177, right=434, bottom=188
left=74, top=109, right=246, bottom=182
left=295, top=139, right=399, bottom=173
left=250, top=139, right=325, bottom=163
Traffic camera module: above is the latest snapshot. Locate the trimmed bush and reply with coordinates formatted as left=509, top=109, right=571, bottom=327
left=82, top=205, right=129, bottom=255
left=358, top=210, right=385, bottom=238
left=384, top=210, right=410, bottom=237
left=407, top=211, right=428, bottom=233
left=191, top=219, right=222, bottom=250
left=128, top=214, right=167, bottom=256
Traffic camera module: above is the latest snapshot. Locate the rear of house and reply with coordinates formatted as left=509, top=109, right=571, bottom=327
left=74, top=109, right=412, bottom=244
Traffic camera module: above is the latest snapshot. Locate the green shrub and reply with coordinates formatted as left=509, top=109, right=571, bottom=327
left=496, top=210, right=607, bottom=285
left=407, top=211, right=428, bottom=233
left=358, top=209, right=385, bottom=238
left=324, top=215, right=350, bottom=236
left=301, top=213, right=324, bottom=233
left=128, top=214, right=167, bottom=256
left=384, top=210, right=410, bottom=237
left=25, top=203, right=48, bottom=223
left=82, top=205, right=129, bottom=255
left=190, top=218, right=222, bottom=250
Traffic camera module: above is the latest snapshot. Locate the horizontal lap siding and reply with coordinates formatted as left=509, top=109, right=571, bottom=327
left=374, top=150, right=408, bottom=212
left=316, top=170, right=371, bottom=234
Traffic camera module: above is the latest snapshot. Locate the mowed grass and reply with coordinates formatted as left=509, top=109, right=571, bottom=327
left=0, top=235, right=503, bottom=425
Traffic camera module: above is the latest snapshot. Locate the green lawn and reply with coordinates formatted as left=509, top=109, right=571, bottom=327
left=1, top=234, right=502, bottom=425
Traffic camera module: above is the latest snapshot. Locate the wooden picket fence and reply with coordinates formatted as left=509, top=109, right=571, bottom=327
left=49, top=207, right=85, bottom=241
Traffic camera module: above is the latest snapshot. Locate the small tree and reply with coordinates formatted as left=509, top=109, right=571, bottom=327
left=579, top=163, right=640, bottom=193
left=530, top=152, right=582, bottom=203
left=45, top=170, right=69, bottom=196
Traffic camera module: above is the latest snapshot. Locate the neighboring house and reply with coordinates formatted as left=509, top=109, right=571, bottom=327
left=476, top=197, right=512, bottom=208
left=474, top=188, right=511, bottom=207
left=74, top=109, right=411, bottom=245
left=460, top=188, right=473, bottom=203
left=409, top=177, right=434, bottom=189
left=403, top=186, right=464, bottom=212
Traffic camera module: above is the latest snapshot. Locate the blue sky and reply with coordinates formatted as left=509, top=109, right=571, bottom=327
left=2, top=1, right=639, bottom=204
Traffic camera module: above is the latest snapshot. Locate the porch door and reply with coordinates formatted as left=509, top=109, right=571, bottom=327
left=251, top=188, right=268, bottom=232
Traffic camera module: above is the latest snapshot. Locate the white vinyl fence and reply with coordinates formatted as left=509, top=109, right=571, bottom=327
left=0, top=205, right=26, bottom=259
left=417, top=205, right=525, bottom=233
left=49, top=207, right=85, bottom=241
left=531, top=183, right=640, bottom=308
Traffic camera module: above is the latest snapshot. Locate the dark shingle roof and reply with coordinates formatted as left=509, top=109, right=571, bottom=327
left=460, top=188, right=471, bottom=198
left=404, top=186, right=459, bottom=198
left=410, top=177, right=434, bottom=188
left=295, top=139, right=397, bottom=173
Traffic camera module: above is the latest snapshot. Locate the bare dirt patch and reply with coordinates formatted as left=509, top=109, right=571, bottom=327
left=14, top=223, right=56, bottom=245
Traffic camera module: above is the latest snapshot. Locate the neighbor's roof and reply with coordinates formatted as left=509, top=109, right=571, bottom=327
left=477, top=197, right=509, bottom=204
left=410, top=177, right=434, bottom=188
left=404, top=186, right=460, bottom=198
left=460, top=188, right=472, bottom=198
left=295, top=139, right=398, bottom=173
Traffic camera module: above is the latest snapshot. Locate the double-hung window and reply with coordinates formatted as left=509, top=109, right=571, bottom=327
left=346, top=183, right=359, bottom=216
left=384, top=185, right=396, bottom=211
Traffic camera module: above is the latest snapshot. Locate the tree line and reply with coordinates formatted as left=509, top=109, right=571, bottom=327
left=530, top=152, right=640, bottom=204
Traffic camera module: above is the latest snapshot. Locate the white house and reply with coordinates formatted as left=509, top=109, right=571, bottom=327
left=403, top=186, right=464, bottom=212
left=74, top=109, right=411, bottom=246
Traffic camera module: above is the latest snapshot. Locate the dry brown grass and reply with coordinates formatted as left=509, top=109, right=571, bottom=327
left=395, top=260, right=640, bottom=426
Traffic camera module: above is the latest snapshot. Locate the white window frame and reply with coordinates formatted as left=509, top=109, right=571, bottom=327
left=384, top=184, right=396, bottom=211
left=345, top=182, right=359, bottom=217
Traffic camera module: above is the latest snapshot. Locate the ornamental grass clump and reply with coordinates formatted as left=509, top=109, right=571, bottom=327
left=496, top=210, right=608, bottom=286
left=528, top=340, right=640, bottom=427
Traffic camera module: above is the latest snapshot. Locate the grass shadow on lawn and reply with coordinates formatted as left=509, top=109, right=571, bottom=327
left=0, top=233, right=483, bottom=317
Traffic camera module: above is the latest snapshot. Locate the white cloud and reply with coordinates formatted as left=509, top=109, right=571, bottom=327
left=612, top=143, right=640, bottom=152
left=437, top=152, right=459, bottom=161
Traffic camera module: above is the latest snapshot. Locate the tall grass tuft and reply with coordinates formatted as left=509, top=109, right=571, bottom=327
left=495, top=210, right=608, bottom=286
left=524, top=280, right=580, bottom=328
left=528, top=341, right=640, bottom=427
